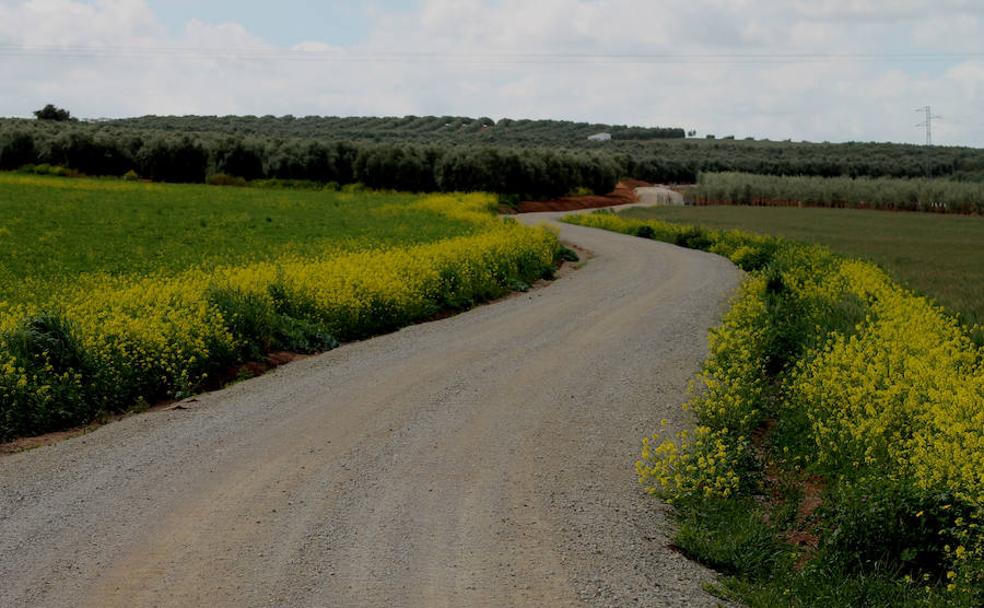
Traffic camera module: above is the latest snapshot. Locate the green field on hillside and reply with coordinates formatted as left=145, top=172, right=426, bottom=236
left=620, top=204, right=984, bottom=327
left=0, top=173, right=480, bottom=303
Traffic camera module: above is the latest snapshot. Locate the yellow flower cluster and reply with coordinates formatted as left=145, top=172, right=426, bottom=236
left=0, top=194, right=558, bottom=438
left=791, top=260, right=983, bottom=503
left=692, top=275, right=771, bottom=434
left=637, top=421, right=747, bottom=501
left=635, top=275, right=769, bottom=501
left=212, top=221, right=556, bottom=341
left=562, top=211, right=640, bottom=234
left=787, top=258, right=984, bottom=594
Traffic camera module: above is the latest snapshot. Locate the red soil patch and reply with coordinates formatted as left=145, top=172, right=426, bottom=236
left=784, top=474, right=824, bottom=546
left=796, top=476, right=825, bottom=521
left=619, top=178, right=655, bottom=189
left=752, top=418, right=824, bottom=565
left=203, top=351, right=310, bottom=392
left=1, top=423, right=107, bottom=455
left=515, top=180, right=650, bottom=213
left=787, top=475, right=825, bottom=569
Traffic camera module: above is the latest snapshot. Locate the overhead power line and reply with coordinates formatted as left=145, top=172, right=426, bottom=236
left=1, top=44, right=983, bottom=65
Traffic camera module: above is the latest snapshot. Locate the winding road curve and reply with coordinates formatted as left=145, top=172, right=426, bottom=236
left=1, top=198, right=740, bottom=607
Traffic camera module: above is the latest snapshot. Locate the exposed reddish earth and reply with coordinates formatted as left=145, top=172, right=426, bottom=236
left=515, top=181, right=650, bottom=213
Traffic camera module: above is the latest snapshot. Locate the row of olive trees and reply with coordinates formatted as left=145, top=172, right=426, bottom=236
left=98, top=115, right=984, bottom=179
left=10, top=114, right=982, bottom=191
left=0, top=124, right=621, bottom=198
left=108, top=114, right=686, bottom=144
left=687, top=172, right=984, bottom=214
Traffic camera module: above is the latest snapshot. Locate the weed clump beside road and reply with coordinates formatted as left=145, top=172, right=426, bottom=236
left=564, top=211, right=983, bottom=607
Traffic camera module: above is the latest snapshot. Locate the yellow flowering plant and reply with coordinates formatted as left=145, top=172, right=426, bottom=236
left=565, top=211, right=983, bottom=604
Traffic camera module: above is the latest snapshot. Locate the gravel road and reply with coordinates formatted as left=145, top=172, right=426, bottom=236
left=0, top=201, right=740, bottom=607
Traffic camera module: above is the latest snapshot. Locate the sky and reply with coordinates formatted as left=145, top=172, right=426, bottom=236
left=1, top=0, right=983, bottom=146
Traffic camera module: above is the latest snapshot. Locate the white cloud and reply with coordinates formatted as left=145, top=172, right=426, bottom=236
left=0, top=0, right=162, bottom=45
left=0, top=0, right=982, bottom=145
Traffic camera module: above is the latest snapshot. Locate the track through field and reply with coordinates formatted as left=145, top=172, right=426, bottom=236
left=0, top=195, right=740, bottom=607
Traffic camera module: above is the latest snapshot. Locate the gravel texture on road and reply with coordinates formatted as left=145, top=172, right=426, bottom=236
left=1, top=200, right=740, bottom=607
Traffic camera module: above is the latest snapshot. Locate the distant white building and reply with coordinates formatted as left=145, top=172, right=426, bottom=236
left=587, top=132, right=612, bottom=142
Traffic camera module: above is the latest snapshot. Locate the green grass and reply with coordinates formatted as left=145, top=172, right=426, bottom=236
left=621, top=204, right=984, bottom=327
left=0, top=173, right=480, bottom=303
left=676, top=495, right=962, bottom=608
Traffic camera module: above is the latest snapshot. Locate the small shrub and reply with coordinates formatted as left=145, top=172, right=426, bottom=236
left=1, top=314, right=94, bottom=437
left=5, top=314, right=88, bottom=375
left=728, top=244, right=773, bottom=271
left=497, top=192, right=521, bottom=207
left=33, top=104, right=74, bottom=122
left=273, top=317, right=339, bottom=354
left=818, top=479, right=969, bottom=581
left=18, top=163, right=80, bottom=178
left=507, top=279, right=531, bottom=292
left=206, top=173, right=247, bottom=187
left=555, top=246, right=580, bottom=263
left=674, top=226, right=713, bottom=250
left=206, top=287, right=280, bottom=360
left=250, top=178, right=324, bottom=190
left=207, top=286, right=339, bottom=359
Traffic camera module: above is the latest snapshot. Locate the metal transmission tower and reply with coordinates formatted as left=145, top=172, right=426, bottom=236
left=916, top=106, right=942, bottom=145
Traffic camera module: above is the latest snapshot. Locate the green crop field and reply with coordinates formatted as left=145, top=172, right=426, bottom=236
left=0, top=173, right=482, bottom=304
left=0, top=173, right=558, bottom=439
left=620, top=204, right=984, bottom=327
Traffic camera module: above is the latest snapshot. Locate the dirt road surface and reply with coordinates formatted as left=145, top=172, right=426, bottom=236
left=0, top=198, right=740, bottom=607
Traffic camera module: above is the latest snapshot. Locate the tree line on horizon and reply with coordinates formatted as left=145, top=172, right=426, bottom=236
left=688, top=171, right=984, bottom=214
left=105, top=114, right=687, bottom=144
left=0, top=121, right=626, bottom=197
left=3, top=114, right=984, bottom=196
